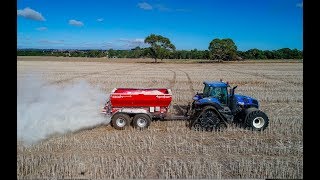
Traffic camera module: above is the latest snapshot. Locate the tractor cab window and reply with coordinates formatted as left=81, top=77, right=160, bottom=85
left=210, top=87, right=228, bottom=105
left=203, top=85, right=212, bottom=97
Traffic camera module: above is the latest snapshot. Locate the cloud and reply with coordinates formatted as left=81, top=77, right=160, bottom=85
left=117, top=38, right=147, bottom=49
left=296, top=2, right=303, bottom=8
left=138, top=3, right=188, bottom=12
left=17, top=7, right=45, bottom=21
left=36, top=27, right=47, bottom=31
left=75, top=41, right=113, bottom=49
left=39, top=40, right=65, bottom=44
left=69, top=19, right=84, bottom=27
left=118, top=38, right=144, bottom=43
left=97, top=18, right=104, bottom=22
left=154, top=4, right=171, bottom=12
left=138, top=2, right=153, bottom=10
left=134, top=38, right=144, bottom=43
left=103, top=42, right=113, bottom=47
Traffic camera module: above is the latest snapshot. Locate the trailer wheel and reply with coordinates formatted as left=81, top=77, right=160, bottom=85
left=133, top=114, right=151, bottom=130
left=111, top=113, right=130, bottom=130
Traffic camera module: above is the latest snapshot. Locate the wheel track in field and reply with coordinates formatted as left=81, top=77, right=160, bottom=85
left=218, top=68, right=301, bottom=86
left=48, top=71, right=101, bottom=85
left=145, top=158, right=158, bottom=178
left=170, top=69, right=195, bottom=115
left=166, top=68, right=184, bottom=115
left=179, top=69, right=195, bottom=98
left=47, top=65, right=141, bottom=85
left=166, top=69, right=176, bottom=89
left=144, top=67, right=163, bottom=88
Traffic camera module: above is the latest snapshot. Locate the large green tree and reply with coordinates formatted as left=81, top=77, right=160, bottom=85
left=245, top=48, right=267, bottom=59
left=208, top=38, right=237, bottom=61
left=144, top=34, right=176, bottom=63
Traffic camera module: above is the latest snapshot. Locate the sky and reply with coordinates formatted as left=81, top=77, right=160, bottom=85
left=17, top=0, right=303, bottom=51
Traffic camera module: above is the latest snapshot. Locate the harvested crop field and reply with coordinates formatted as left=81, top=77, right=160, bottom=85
left=17, top=57, right=303, bottom=179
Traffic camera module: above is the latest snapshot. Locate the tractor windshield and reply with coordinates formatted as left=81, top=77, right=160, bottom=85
left=210, top=87, right=228, bottom=105
left=203, top=85, right=211, bottom=97
left=203, top=84, right=228, bottom=105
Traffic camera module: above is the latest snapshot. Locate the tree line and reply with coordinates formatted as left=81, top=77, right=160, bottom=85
left=17, top=47, right=303, bottom=60
left=17, top=34, right=303, bottom=62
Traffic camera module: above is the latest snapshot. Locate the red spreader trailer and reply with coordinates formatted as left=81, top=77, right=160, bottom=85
left=101, top=88, right=172, bottom=129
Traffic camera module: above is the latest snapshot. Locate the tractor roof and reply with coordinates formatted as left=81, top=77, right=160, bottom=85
left=203, top=81, right=229, bottom=88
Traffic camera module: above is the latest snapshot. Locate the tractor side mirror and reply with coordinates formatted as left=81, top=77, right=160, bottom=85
left=229, top=85, right=237, bottom=96
left=229, top=88, right=234, bottom=96
left=233, top=85, right=238, bottom=90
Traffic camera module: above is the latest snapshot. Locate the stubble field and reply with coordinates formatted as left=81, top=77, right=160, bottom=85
left=17, top=57, right=303, bottom=179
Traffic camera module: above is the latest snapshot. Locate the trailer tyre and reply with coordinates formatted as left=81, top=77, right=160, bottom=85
left=133, top=114, right=151, bottom=130
left=245, top=108, right=269, bottom=131
left=111, top=113, right=130, bottom=130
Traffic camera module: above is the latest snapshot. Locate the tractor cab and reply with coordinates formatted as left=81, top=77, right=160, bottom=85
left=192, top=80, right=259, bottom=113
left=202, top=81, right=229, bottom=106
left=193, top=80, right=232, bottom=107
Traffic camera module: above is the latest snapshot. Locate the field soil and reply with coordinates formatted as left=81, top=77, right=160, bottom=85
left=17, top=56, right=303, bottom=179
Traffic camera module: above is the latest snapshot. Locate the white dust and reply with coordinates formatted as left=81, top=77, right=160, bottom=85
left=17, top=75, right=110, bottom=145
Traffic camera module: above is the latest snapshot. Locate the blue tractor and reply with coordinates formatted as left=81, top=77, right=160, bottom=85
left=187, top=80, right=269, bottom=131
